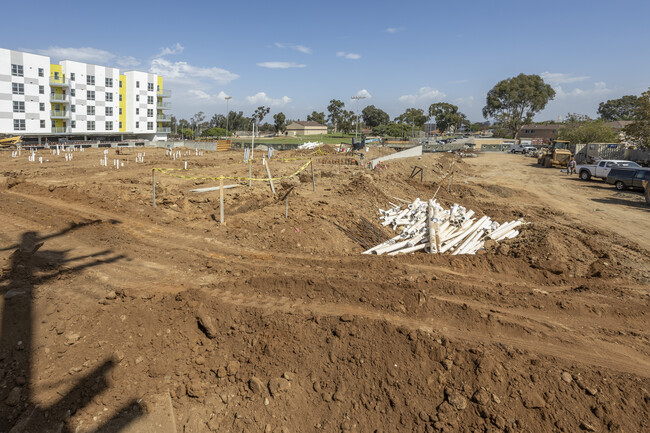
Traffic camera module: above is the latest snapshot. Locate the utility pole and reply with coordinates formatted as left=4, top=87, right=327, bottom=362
left=224, top=95, right=232, bottom=138
left=351, top=95, right=366, bottom=140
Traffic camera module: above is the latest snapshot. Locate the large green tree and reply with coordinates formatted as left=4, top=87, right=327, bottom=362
left=597, top=95, right=639, bottom=121
left=327, top=99, right=345, bottom=132
left=273, top=112, right=286, bottom=133
left=362, top=105, right=390, bottom=128
left=252, top=106, right=270, bottom=124
left=338, top=110, right=356, bottom=134
left=558, top=113, right=618, bottom=144
left=307, top=111, right=326, bottom=125
left=624, top=89, right=650, bottom=148
left=395, top=108, right=427, bottom=135
left=428, top=102, right=467, bottom=133
left=482, top=73, right=555, bottom=139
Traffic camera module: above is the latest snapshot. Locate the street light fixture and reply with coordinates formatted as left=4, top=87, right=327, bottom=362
left=224, top=95, right=232, bottom=138
left=351, top=95, right=367, bottom=140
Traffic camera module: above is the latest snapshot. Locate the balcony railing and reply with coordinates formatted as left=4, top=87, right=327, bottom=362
left=157, top=89, right=172, bottom=97
left=50, top=110, right=69, bottom=118
left=50, top=78, right=69, bottom=86
left=50, top=94, right=69, bottom=102
left=157, top=101, right=172, bottom=109
left=158, top=127, right=171, bottom=133
left=51, top=127, right=68, bottom=134
left=157, top=114, right=172, bottom=121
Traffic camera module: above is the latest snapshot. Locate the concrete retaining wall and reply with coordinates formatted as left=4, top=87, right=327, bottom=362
left=370, top=145, right=422, bottom=168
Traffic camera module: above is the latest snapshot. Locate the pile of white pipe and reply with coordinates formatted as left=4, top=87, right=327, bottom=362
left=298, top=141, right=322, bottom=150
left=363, top=198, right=522, bottom=256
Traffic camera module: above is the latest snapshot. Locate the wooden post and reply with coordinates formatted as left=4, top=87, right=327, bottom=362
left=433, top=204, right=441, bottom=253
left=248, top=159, right=252, bottom=188
left=152, top=169, right=156, bottom=208
left=285, top=196, right=289, bottom=218
left=219, top=177, right=224, bottom=223
left=265, top=161, right=276, bottom=195
left=310, top=159, right=315, bottom=192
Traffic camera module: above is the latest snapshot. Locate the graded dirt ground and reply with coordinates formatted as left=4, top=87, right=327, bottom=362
left=0, top=147, right=648, bottom=433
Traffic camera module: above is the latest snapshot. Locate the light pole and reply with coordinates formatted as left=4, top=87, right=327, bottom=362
left=224, top=95, right=232, bottom=138
left=351, top=95, right=366, bottom=140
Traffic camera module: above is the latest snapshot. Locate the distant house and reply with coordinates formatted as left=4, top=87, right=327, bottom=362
left=285, top=121, right=328, bottom=136
left=518, top=124, right=564, bottom=143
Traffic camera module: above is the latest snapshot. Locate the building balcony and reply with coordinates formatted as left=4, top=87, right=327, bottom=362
left=51, top=127, right=69, bottom=134
left=157, top=114, right=172, bottom=122
left=158, top=127, right=171, bottom=133
left=50, top=94, right=69, bottom=102
left=157, top=101, right=171, bottom=109
left=157, top=89, right=172, bottom=98
left=50, top=110, right=69, bottom=119
left=50, top=78, right=69, bottom=87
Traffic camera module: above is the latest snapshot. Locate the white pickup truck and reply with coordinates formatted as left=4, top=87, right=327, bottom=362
left=576, top=159, right=642, bottom=180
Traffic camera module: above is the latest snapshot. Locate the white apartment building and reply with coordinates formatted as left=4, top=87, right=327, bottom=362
left=0, top=48, right=171, bottom=142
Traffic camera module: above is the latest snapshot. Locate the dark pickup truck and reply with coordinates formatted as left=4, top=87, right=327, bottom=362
left=606, top=167, right=650, bottom=191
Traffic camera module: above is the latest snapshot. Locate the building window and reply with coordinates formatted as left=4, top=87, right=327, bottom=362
left=40, top=103, right=45, bottom=111
left=119, top=94, right=122, bottom=102
left=136, top=121, right=139, bottom=128
left=40, top=120, right=45, bottom=128
left=157, top=84, right=160, bottom=92
left=136, top=95, right=140, bottom=102
left=13, top=101, right=25, bottom=113
left=51, top=120, right=56, bottom=128
left=14, top=119, right=25, bottom=130
left=106, top=107, right=113, bottom=116
left=11, top=64, right=24, bottom=77
left=106, top=121, right=113, bottom=130
left=71, top=88, right=75, bottom=97
left=136, top=108, right=139, bottom=115
left=147, top=96, right=154, bottom=104
left=147, top=109, right=153, bottom=117
left=119, top=80, right=123, bottom=88
left=12, top=83, right=24, bottom=95
left=71, top=105, right=76, bottom=113
left=147, top=82, right=154, bottom=91
left=119, top=121, right=123, bottom=129
left=87, top=106, right=95, bottom=115
left=70, top=73, right=75, bottom=81
left=87, top=90, right=95, bottom=100
left=39, top=85, right=44, bottom=94
left=147, top=122, right=153, bottom=130
left=87, top=75, right=95, bottom=85
left=136, top=81, right=140, bottom=88
left=54, top=72, right=60, bottom=81
left=55, top=104, right=60, bottom=111
left=71, top=120, right=76, bottom=128
left=119, top=107, right=122, bottom=115
left=38, top=68, right=44, bottom=77
left=106, top=78, right=113, bottom=87
left=88, top=121, right=95, bottom=131
left=106, top=92, right=113, bottom=102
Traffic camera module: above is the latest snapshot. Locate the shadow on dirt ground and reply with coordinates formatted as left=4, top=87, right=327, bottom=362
left=0, top=222, right=140, bottom=433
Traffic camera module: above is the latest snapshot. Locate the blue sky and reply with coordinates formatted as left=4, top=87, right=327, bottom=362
left=3, top=0, right=650, bottom=123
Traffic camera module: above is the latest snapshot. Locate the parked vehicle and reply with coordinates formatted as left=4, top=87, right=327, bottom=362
left=537, top=140, right=572, bottom=168
left=510, top=144, right=527, bottom=153
left=605, top=167, right=650, bottom=190
left=576, top=160, right=642, bottom=181
left=522, top=146, right=537, bottom=154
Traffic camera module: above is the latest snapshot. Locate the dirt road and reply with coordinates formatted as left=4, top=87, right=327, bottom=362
left=0, top=148, right=648, bottom=432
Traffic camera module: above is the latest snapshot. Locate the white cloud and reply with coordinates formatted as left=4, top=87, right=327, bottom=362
left=150, top=57, right=239, bottom=85
left=188, top=89, right=212, bottom=100
left=454, top=96, right=474, bottom=106
left=217, top=91, right=230, bottom=99
left=553, top=81, right=612, bottom=99
left=34, top=46, right=116, bottom=64
left=245, top=92, right=291, bottom=107
left=257, top=61, right=306, bottom=69
left=386, top=27, right=405, bottom=34
left=336, top=51, right=361, bottom=60
left=274, top=42, right=312, bottom=54
left=541, top=72, right=590, bottom=85
left=158, top=43, right=184, bottom=57
left=355, top=89, right=372, bottom=99
left=398, top=87, right=446, bottom=104
left=116, top=56, right=140, bottom=68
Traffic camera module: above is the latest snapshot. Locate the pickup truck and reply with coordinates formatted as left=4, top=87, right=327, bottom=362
left=606, top=167, right=650, bottom=190
left=576, top=160, right=642, bottom=180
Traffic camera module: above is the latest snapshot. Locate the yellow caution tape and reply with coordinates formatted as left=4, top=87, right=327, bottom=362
left=153, top=160, right=312, bottom=182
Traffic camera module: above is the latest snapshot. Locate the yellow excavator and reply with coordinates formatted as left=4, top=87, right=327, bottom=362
left=537, top=139, right=572, bottom=168
left=0, top=136, right=22, bottom=148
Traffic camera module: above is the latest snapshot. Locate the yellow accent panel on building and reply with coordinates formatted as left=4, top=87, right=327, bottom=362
left=157, top=76, right=163, bottom=91
left=49, top=64, right=63, bottom=82
left=119, top=74, right=126, bottom=132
